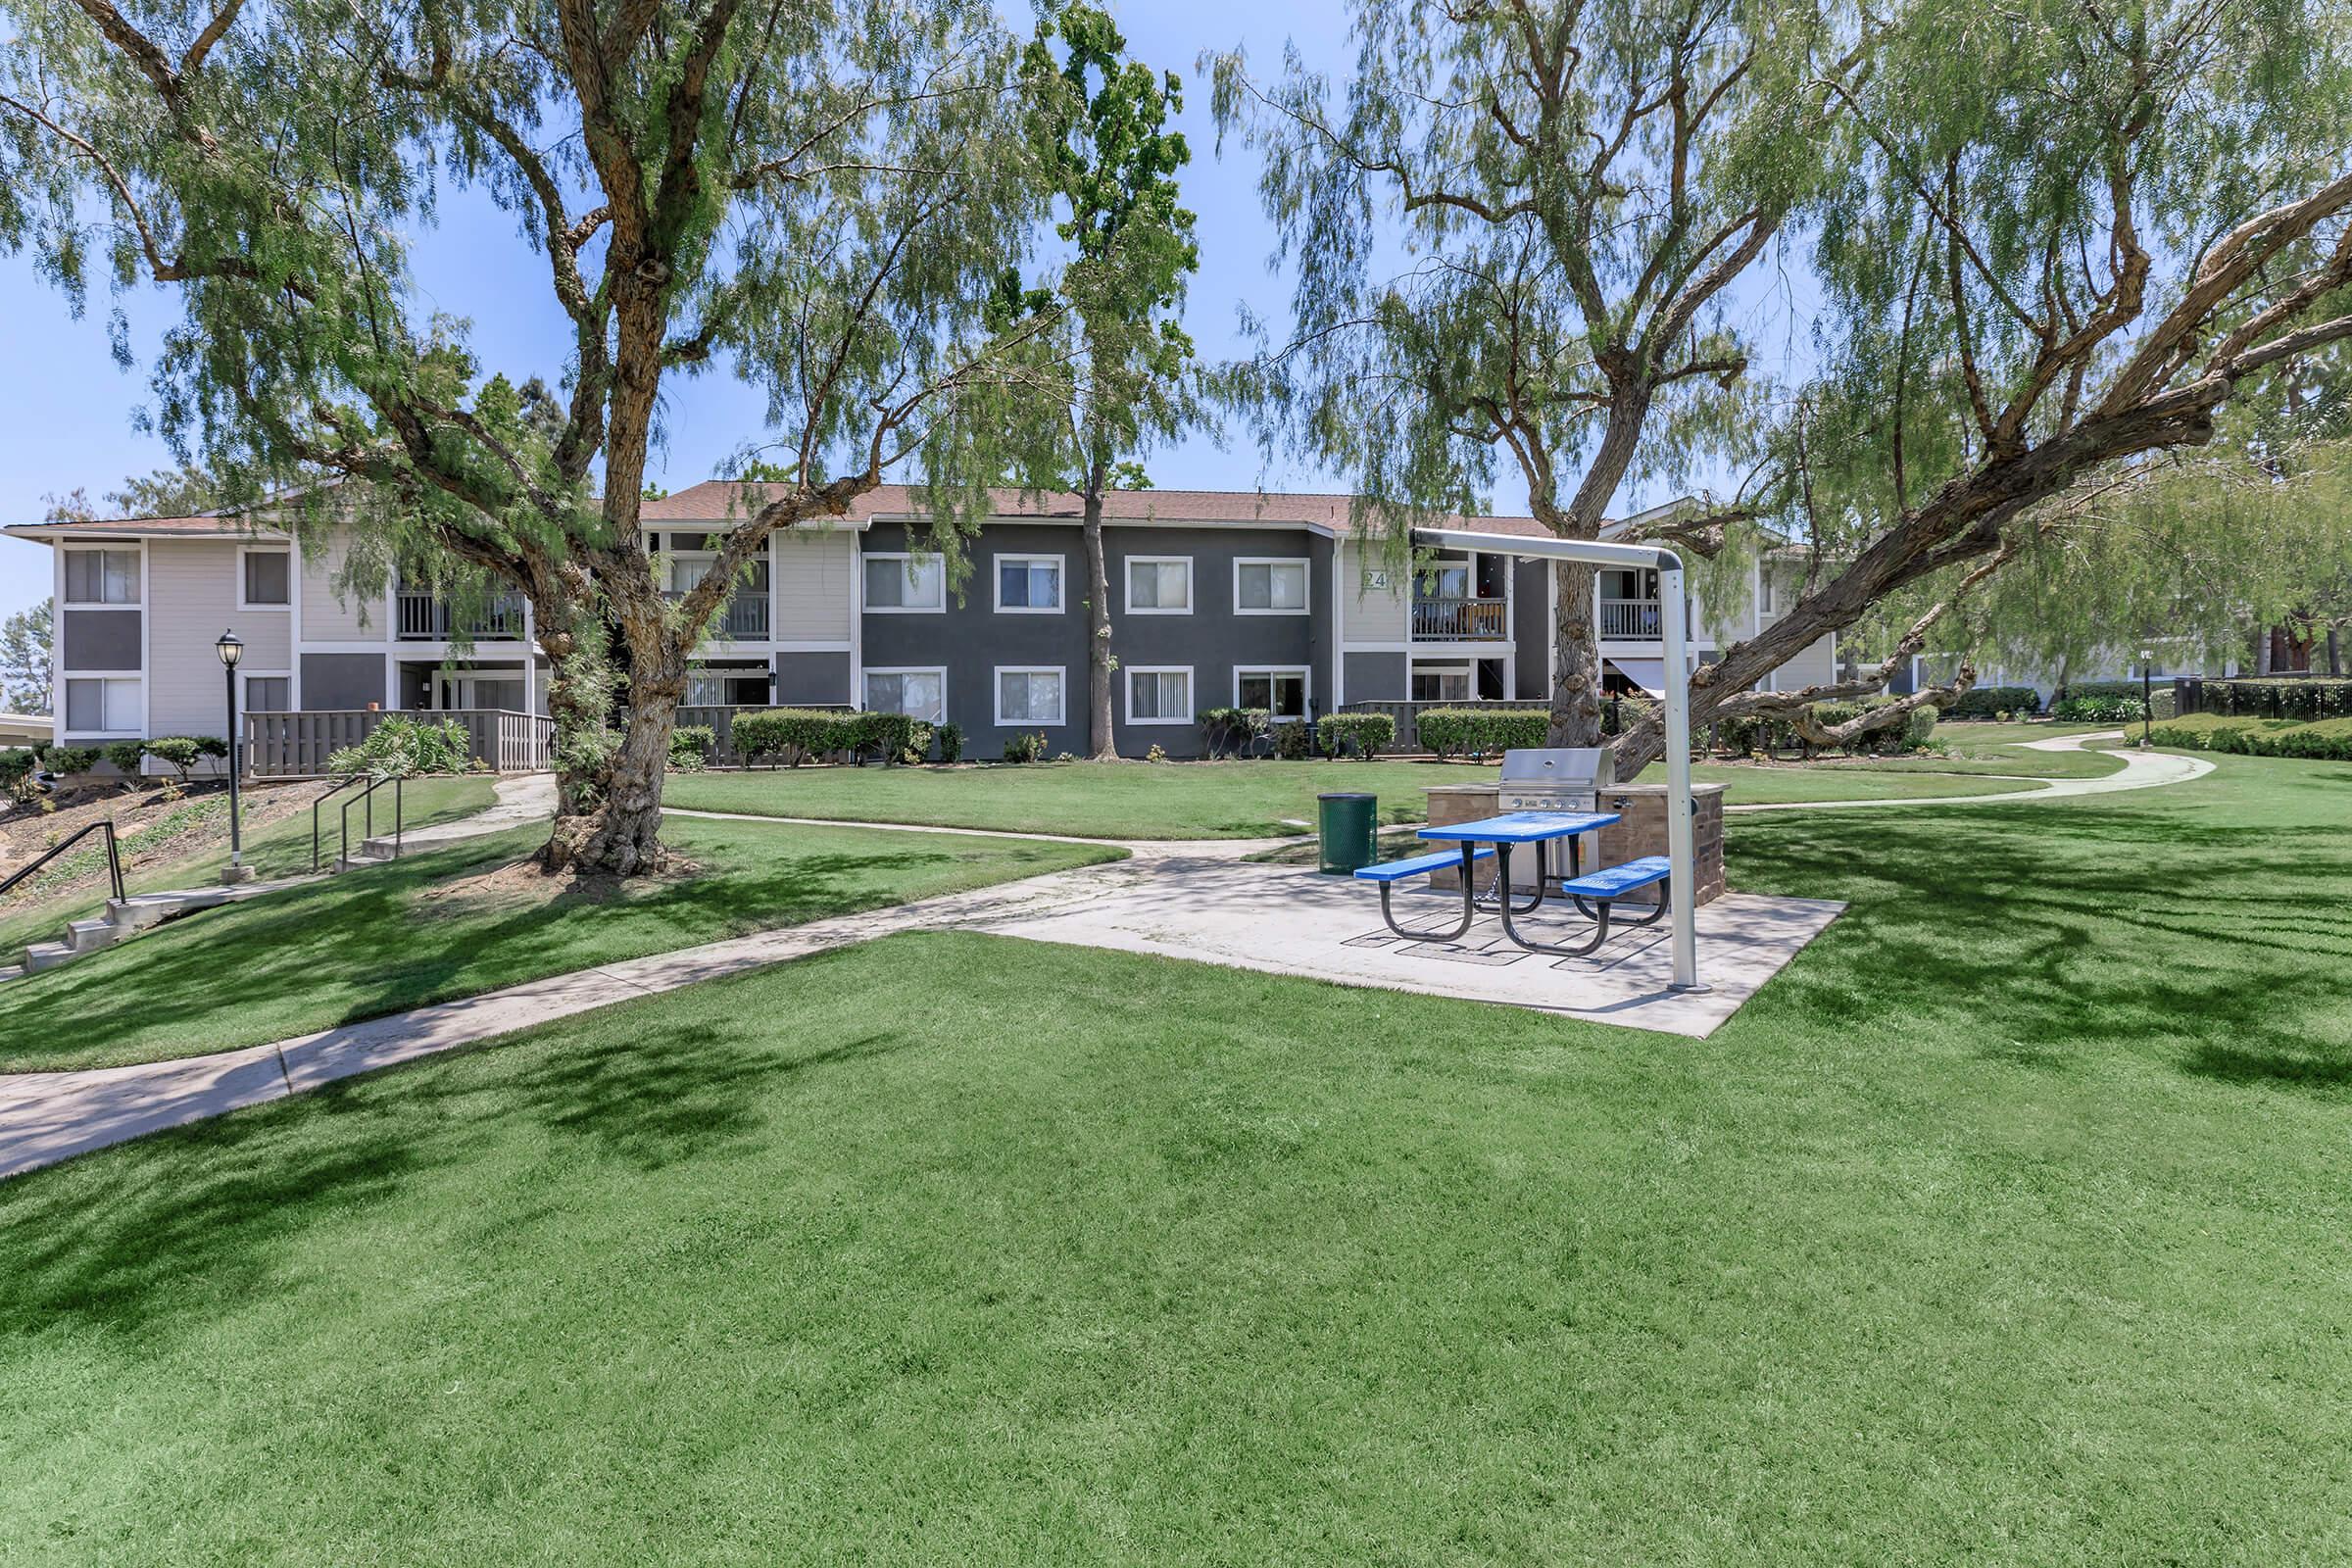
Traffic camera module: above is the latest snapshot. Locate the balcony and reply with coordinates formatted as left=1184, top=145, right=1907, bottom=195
left=1411, top=596, right=1507, bottom=641
left=396, top=591, right=526, bottom=641
left=1599, top=598, right=1664, bottom=640
left=666, top=589, right=771, bottom=641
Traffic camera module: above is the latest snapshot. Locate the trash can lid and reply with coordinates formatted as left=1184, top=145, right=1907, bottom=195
left=1317, top=791, right=1376, bottom=800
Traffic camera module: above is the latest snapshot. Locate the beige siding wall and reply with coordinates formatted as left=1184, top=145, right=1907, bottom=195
left=1339, top=539, right=1408, bottom=643
left=774, top=527, right=854, bottom=642
left=1770, top=632, right=1838, bottom=690
left=146, top=540, right=292, bottom=735
left=301, top=525, right=383, bottom=642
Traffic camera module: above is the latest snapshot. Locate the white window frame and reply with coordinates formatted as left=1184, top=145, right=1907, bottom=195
left=1233, top=556, right=1311, bottom=616
left=1124, top=664, right=1195, bottom=727
left=62, top=545, right=143, bottom=608
left=861, top=665, right=949, bottom=724
left=993, top=665, right=1066, bottom=728
left=860, top=551, right=947, bottom=613
left=240, top=669, right=293, bottom=714
left=236, top=545, right=293, bottom=610
left=1233, top=665, right=1312, bottom=720
left=1123, top=555, right=1194, bottom=615
left=63, top=674, right=144, bottom=736
left=992, top=553, right=1065, bottom=614
left=1410, top=663, right=1474, bottom=702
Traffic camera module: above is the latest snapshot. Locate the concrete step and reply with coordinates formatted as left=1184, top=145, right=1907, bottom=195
left=67, top=918, right=122, bottom=954
left=360, top=836, right=403, bottom=859
left=109, top=888, right=234, bottom=930
left=24, top=940, right=76, bottom=973
left=0, top=964, right=24, bottom=984
left=332, top=851, right=393, bottom=874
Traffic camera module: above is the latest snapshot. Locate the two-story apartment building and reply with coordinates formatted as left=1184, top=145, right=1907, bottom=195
left=6, top=480, right=1835, bottom=763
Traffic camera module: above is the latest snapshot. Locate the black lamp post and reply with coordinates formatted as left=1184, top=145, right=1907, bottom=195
left=2140, top=646, right=2155, bottom=747
left=217, top=629, right=247, bottom=878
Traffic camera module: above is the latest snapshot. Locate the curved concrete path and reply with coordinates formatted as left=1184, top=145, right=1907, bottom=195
left=1724, top=731, right=2212, bottom=812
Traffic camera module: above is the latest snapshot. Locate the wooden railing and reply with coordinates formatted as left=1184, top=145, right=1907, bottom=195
left=244, top=709, right=554, bottom=778
left=1410, top=596, right=1507, bottom=641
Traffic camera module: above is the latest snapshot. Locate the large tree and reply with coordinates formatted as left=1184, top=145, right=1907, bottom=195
left=1212, top=0, right=1847, bottom=745
left=0, top=601, right=49, bottom=713
left=0, top=0, right=1061, bottom=874
left=1013, top=2, right=1200, bottom=760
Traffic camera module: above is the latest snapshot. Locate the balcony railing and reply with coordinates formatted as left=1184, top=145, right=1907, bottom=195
left=665, top=589, right=771, bottom=641
left=1599, top=598, right=1664, bottom=640
left=1410, top=596, right=1507, bottom=641
left=396, top=591, right=526, bottom=641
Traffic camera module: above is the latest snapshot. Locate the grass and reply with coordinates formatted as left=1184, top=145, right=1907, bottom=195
left=0, top=775, right=497, bottom=959
left=6, top=750, right=2350, bottom=1560
left=0, top=814, right=1116, bottom=1073
left=665, top=756, right=2033, bottom=837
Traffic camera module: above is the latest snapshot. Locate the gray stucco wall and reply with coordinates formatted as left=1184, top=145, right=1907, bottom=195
left=1345, top=651, right=1407, bottom=705
left=301, top=653, right=386, bottom=710
left=859, top=520, right=1323, bottom=759
left=773, top=651, right=852, bottom=706
left=61, top=609, right=141, bottom=670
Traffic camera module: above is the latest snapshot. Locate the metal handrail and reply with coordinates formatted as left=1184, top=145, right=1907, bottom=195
left=337, top=774, right=406, bottom=869
left=0, top=819, right=125, bottom=906
left=312, top=775, right=368, bottom=871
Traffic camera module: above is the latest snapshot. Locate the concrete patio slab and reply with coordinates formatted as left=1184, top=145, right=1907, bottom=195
left=957, top=854, right=1843, bottom=1038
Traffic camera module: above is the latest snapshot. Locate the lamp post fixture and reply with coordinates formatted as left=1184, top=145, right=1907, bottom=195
left=2140, top=646, right=2155, bottom=748
left=217, top=629, right=250, bottom=882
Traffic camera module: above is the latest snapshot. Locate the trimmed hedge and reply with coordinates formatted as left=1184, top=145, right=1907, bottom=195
left=1198, top=707, right=1269, bottom=759
left=1317, top=711, right=1396, bottom=759
left=2149, top=711, right=2352, bottom=760
left=2050, top=695, right=2143, bottom=723
left=2178, top=677, right=2352, bottom=721
left=1417, top=708, right=1549, bottom=758
left=727, top=709, right=935, bottom=766
left=668, top=724, right=716, bottom=772
left=1938, top=684, right=2042, bottom=719
left=0, top=748, right=34, bottom=790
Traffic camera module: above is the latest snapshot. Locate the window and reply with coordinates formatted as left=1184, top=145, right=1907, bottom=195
left=63, top=548, right=139, bottom=605
left=995, top=666, right=1065, bottom=726
left=64, top=676, right=140, bottom=733
left=1125, top=556, right=1193, bottom=614
left=862, top=553, right=945, bottom=612
left=1126, top=666, right=1193, bottom=726
left=1410, top=666, right=1472, bottom=703
left=1235, top=558, right=1308, bottom=614
left=240, top=549, right=290, bottom=608
left=995, top=554, right=1063, bottom=613
left=243, top=675, right=290, bottom=713
left=863, top=667, right=948, bottom=723
left=1235, top=667, right=1309, bottom=720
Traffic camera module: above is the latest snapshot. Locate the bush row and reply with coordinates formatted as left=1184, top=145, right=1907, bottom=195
left=2178, top=677, right=2352, bottom=721
left=1417, top=708, right=1551, bottom=759
left=1, top=735, right=230, bottom=788
left=1938, top=684, right=2043, bottom=720
left=2148, top=711, right=2352, bottom=760
left=728, top=709, right=941, bottom=767
left=2049, top=695, right=2144, bottom=723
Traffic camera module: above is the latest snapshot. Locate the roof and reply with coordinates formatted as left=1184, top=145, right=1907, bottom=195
left=3, top=514, right=286, bottom=542
left=641, top=480, right=1558, bottom=540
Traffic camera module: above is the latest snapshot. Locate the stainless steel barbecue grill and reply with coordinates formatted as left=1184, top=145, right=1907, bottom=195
left=1494, top=748, right=1617, bottom=890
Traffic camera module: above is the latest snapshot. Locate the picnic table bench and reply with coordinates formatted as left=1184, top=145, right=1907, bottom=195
left=1354, top=810, right=1673, bottom=957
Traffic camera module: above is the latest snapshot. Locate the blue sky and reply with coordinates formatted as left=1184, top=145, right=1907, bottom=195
left=0, top=0, right=1803, bottom=622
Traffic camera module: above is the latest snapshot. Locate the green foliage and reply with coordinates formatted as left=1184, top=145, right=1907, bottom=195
left=730, top=710, right=855, bottom=767
left=2050, top=697, right=2143, bottom=723
left=43, top=746, right=97, bottom=775
left=935, top=723, right=965, bottom=765
left=2180, top=679, right=2352, bottom=721
left=0, top=748, right=34, bottom=791
left=0, top=601, right=50, bottom=713
left=328, top=716, right=474, bottom=779
left=668, top=726, right=716, bottom=773
left=1270, top=719, right=1314, bottom=760
left=2150, top=711, right=2352, bottom=760
left=140, top=737, right=216, bottom=782
left=840, top=712, right=934, bottom=767
left=101, top=741, right=146, bottom=776
left=1938, top=686, right=2043, bottom=720
left=1003, top=731, right=1049, bottom=764
left=1198, top=708, right=1269, bottom=759
left=1417, top=709, right=1548, bottom=759
left=1317, top=712, right=1396, bottom=760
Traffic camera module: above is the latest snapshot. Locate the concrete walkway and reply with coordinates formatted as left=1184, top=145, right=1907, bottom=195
left=1724, top=730, right=2213, bottom=812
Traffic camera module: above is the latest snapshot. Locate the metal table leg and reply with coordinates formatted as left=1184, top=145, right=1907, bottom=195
left=1377, top=839, right=1481, bottom=943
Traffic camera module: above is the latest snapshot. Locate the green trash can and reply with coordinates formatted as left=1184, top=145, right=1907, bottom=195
left=1317, top=792, right=1378, bottom=875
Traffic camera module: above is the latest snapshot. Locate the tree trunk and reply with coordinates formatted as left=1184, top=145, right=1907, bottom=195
left=2328, top=625, right=2342, bottom=676
left=1548, top=558, right=1604, bottom=746
left=541, top=558, right=685, bottom=877
left=1082, top=458, right=1117, bottom=760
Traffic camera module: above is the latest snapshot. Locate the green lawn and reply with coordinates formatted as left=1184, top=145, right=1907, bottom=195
left=665, top=756, right=2033, bottom=837
left=0, top=814, right=1115, bottom=1073
left=0, top=775, right=498, bottom=960
left=6, top=751, right=2348, bottom=1560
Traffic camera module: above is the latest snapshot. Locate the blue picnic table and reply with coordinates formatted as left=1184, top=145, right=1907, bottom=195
left=1353, top=809, right=1672, bottom=957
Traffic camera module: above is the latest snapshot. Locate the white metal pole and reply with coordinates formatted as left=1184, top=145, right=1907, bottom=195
left=1656, top=559, right=1702, bottom=992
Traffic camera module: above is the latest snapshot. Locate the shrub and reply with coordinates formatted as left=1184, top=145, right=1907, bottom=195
left=1198, top=707, right=1269, bottom=759
left=2259, top=716, right=2352, bottom=760
left=101, top=740, right=147, bottom=776
left=328, top=714, right=474, bottom=778
left=935, top=722, right=964, bottom=764
left=0, top=748, right=34, bottom=791
left=2050, top=695, right=2144, bottom=723
left=195, top=734, right=230, bottom=761
left=1271, top=718, right=1314, bottom=760
left=44, top=745, right=99, bottom=775
left=1145, top=743, right=1169, bottom=763
left=668, top=724, right=716, bottom=772
left=840, top=710, right=932, bottom=765
left=730, top=708, right=851, bottom=766
left=1003, top=730, right=1048, bottom=763
left=141, top=736, right=210, bottom=782
left=1939, top=684, right=2043, bottom=719
left=1416, top=708, right=1547, bottom=758
left=1318, top=711, right=1396, bottom=759
left=2177, top=677, right=2352, bottom=721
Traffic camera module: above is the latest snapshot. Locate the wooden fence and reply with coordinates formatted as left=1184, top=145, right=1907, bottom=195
left=244, top=709, right=555, bottom=778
